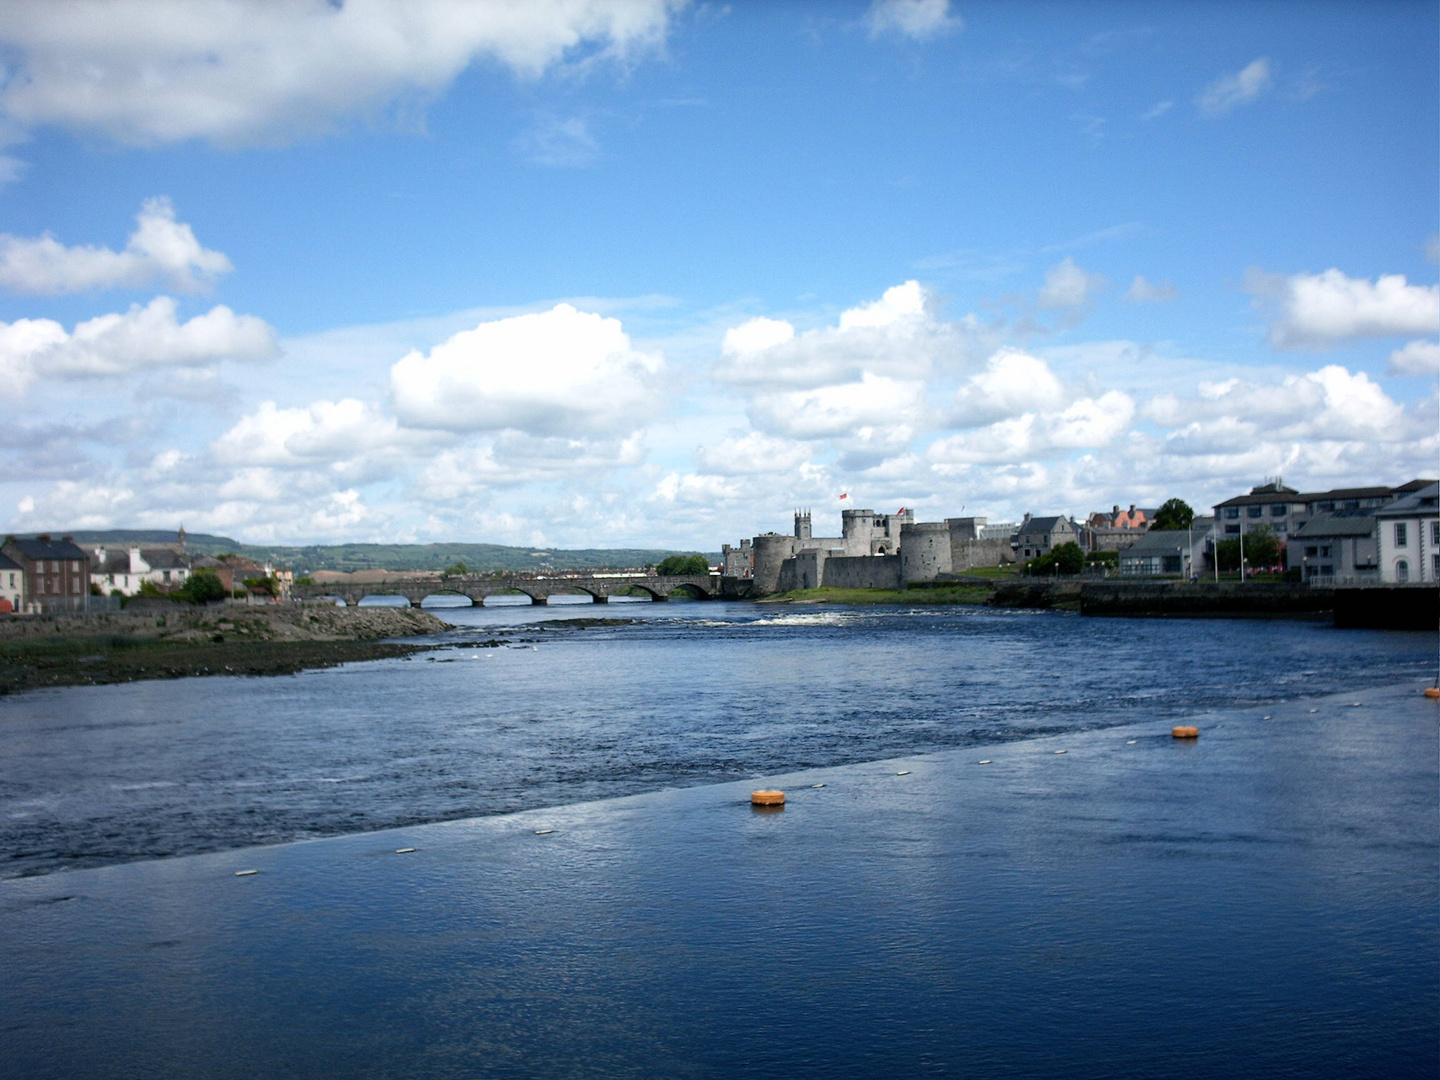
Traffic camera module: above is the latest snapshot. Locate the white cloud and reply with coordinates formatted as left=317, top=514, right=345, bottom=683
left=514, top=114, right=602, bottom=167
left=1197, top=57, right=1272, bottom=116
left=929, top=390, right=1134, bottom=466
left=1388, top=339, right=1440, bottom=376
left=209, top=398, right=416, bottom=479
left=0, top=0, right=683, bottom=147
left=0, top=198, right=231, bottom=294
left=390, top=303, right=664, bottom=436
left=951, top=349, right=1066, bottom=427
left=694, top=431, right=813, bottom=476
left=748, top=373, right=926, bottom=441
left=1124, top=275, right=1178, bottom=303
left=0, top=296, right=276, bottom=393
left=1140, top=100, right=1173, bottom=121
left=715, top=280, right=961, bottom=389
left=1249, top=268, right=1440, bottom=349
left=1144, top=365, right=1407, bottom=443
left=1037, top=257, right=1104, bottom=309
left=866, top=0, right=963, bottom=41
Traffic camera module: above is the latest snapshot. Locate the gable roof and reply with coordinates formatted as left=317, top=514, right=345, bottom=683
left=0, top=553, right=20, bottom=572
left=1374, top=482, right=1440, bottom=518
left=1118, top=530, right=1191, bottom=556
left=6, top=537, right=88, bottom=561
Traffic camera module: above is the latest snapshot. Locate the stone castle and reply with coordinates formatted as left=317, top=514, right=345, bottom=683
left=723, top=508, right=1015, bottom=595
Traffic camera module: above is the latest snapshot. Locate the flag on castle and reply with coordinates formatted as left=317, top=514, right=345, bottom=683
left=838, top=492, right=849, bottom=503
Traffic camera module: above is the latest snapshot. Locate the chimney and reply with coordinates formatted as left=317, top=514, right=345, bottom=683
left=128, top=546, right=144, bottom=574
left=95, top=546, right=106, bottom=565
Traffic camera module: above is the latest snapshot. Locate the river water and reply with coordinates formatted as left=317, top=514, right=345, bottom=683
left=0, top=601, right=1435, bottom=880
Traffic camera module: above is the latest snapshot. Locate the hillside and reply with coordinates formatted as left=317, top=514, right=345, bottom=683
left=25, top=531, right=716, bottom=574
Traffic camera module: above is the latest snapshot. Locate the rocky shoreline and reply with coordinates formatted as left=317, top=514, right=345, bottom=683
left=0, top=604, right=453, bottom=695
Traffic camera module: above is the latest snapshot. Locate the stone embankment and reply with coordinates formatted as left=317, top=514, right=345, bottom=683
left=0, top=604, right=452, bottom=695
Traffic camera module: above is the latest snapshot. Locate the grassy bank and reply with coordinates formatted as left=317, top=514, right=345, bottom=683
left=759, top=585, right=991, bottom=605
left=0, top=605, right=454, bottom=695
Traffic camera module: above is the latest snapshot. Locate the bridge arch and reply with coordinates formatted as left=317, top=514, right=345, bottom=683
left=419, top=590, right=477, bottom=608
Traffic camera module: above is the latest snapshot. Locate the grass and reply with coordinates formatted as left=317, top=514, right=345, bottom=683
left=761, top=585, right=991, bottom=606
left=951, top=564, right=1020, bottom=579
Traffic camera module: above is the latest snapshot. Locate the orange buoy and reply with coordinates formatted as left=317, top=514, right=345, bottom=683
left=1424, top=687, right=1439, bottom=700
left=1172, top=726, right=1199, bottom=739
left=751, top=790, right=785, bottom=806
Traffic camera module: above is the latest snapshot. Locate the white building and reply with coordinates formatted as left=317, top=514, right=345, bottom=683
left=1375, top=482, right=1439, bottom=584
left=0, top=552, right=22, bottom=611
left=91, top=546, right=192, bottom=596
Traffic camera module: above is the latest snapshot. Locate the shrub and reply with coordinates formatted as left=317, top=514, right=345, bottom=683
left=179, top=569, right=227, bottom=604
left=657, top=554, right=711, bottom=576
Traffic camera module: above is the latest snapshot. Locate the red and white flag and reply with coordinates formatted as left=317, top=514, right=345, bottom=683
left=838, top=492, right=850, bottom=503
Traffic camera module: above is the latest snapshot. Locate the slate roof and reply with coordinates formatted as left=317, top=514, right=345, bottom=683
left=0, top=553, right=21, bottom=571
left=1291, top=511, right=1377, bottom=539
left=7, top=537, right=88, bottom=561
left=1118, top=530, right=1191, bottom=556
left=1216, top=479, right=1436, bottom=509
left=1374, top=482, right=1439, bottom=519
left=1017, top=516, right=1073, bottom=535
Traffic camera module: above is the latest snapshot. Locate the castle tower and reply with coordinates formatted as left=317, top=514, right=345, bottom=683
left=794, top=510, right=812, bottom=540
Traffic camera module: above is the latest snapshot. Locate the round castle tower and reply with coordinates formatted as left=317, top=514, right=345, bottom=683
left=900, top=521, right=952, bottom=584
left=752, top=533, right=799, bottom=595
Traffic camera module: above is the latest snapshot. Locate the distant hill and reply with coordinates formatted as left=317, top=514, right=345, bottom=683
left=26, top=530, right=716, bottom=574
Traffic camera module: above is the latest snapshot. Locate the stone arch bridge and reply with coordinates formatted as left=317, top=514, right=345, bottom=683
left=291, top=572, right=722, bottom=607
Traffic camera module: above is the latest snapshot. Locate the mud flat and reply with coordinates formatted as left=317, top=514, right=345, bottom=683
left=0, top=605, right=452, bottom=694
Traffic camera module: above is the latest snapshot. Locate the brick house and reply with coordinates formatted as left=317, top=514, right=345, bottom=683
left=2, top=535, right=90, bottom=612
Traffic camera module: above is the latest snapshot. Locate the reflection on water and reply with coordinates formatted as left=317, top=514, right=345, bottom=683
left=0, top=602, right=1433, bottom=878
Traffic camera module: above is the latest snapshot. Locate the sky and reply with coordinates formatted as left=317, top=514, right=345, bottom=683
left=0, top=0, right=1435, bottom=551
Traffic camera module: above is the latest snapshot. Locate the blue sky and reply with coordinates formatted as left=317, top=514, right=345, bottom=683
left=0, top=0, right=1434, bottom=549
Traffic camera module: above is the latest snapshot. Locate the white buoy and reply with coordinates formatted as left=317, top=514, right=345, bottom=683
left=1262, top=715, right=1271, bottom=721
left=395, top=848, right=415, bottom=854
left=811, top=783, right=826, bottom=788
left=1055, top=750, right=1067, bottom=755
left=1126, top=740, right=1136, bottom=745
left=234, top=870, right=258, bottom=877
left=896, top=770, right=911, bottom=776
left=534, top=828, right=555, bottom=835
left=978, top=760, right=992, bottom=765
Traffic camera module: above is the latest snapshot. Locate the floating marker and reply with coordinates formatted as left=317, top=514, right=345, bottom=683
left=533, top=829, right=555, bottom=835
left=234, top=870, right=258, bottom=877
left=1054, top=750, right=1067, bottom=755
left=978, top=760, right=992, bottom=765
left=811, top=783, right=826, bottom=788
left=751, top=790, right=785, bottom=806
left=1262, top=715, right=1271, bottom=721
left=1425, top=687, right=1440, bottom=700
left=1126, top=740, right=1137, bottom=745
left=1309, top=708, right=1319, bottom=713
left=1351, top=702, right=1362, bottom=708
left=896, top=770, right=911, bottom=776
left=395, top=848, right=415, bottom=854
left=1172, top=726, right=1200, bottom=739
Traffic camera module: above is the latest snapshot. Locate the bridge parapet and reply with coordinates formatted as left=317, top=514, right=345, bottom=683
left=291, top=572, right=721, bottom=607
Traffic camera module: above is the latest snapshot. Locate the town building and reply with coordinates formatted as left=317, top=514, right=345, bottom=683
left=2, top=535, right=90, bottom=613
left=1213, top=478, right=1434, bottom=541
left=1288, top=512, right=1381, bottom=584
left=90, top=545, right=192, bottom=596
left=1116, top=519, right=1214, bottom=578
left=1375, top=481, right=1439, bottom=584
left=1013, top=514, right=1082, bottom=561
left=0, top=552, right=23, bottom=611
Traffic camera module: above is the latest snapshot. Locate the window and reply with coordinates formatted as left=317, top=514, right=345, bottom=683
left=1320, top=547, right=1332, bottom=558
left=1224, top=507, right=1239, bottom=519
left=1273, top=522, right=1286, bottom=533
left=1395, top=523, right=1408, bottom=547
left=1431, top=521, right=1439, bottom=547
left=1396, top=559, right=1409, bottom=583
left=1270, top=504, right=1287, bottom=517
left=1314, top=500, right=1334, bottom=512
left=1305, top=546, right=1318, bottom=557
left=1246, top=505, right=1263, bottom=518
left=1342, top=499, right=1359, bottom=510
left=1225, top=525, right=1240, bottom=535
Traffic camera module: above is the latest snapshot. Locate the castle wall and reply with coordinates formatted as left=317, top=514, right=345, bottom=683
left=901, top=522, right=952, bottom=583
left=752, top=534, right=798, bottom=595
left=820, top=554, right=903, bottom=590
left=949, top=536, right=1015, bottom=572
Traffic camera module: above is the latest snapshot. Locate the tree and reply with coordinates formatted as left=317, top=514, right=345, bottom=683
left=1215, top=526, right=1281, bottom=573
left=180, top=568, right=227, bottom=604
left=1151, top=498, right=1195, bottom=531
left=657, top=554, right=710, bottom=576
left=443, top=561, right=469, bottom=577
left=1028, top=541, right=1084, bottom=576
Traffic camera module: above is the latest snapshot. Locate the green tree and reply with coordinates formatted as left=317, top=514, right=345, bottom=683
left=657, top=554, right=710, bottom=576
left=179, top=568, right=227, bottom=604
left=1215, top=526, right=1281, bottom=573
left=443, top=561, right=469, bottom=577
left=1151, top=498, right=1195, bottom=531
left=1027, top=541, right=1085, bottom=576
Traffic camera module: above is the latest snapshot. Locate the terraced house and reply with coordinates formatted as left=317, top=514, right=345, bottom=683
left=2, top=535, right=90, bottom=613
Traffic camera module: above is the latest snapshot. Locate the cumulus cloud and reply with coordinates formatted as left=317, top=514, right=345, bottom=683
left=0, top=198, right=231, bottom=294
left=0, top=296, right=276, bottom=394
left=390, top=303, right=664, bottom=436
left=1124, top=275, right=1178, bottom=303
left=1037, top=257, right=1105, bottom=309
left=1248, top=268, right=1440, bottom=349
left=929, top=391, right=1134, bottom=466
left=209, top=398, right=422, bottom=481
left=951, top=349, right=1066, bottom=427
left=1145, top=365, right=1407, bottom=444
left=1388, top=339, right=1440, bottom=376
left=865, top=0, right=962, bottom=41
left=748, top=373, right=926, bottom=441
left=716, top=280, right=963, bottom=390
left=1197, top=57, right=1272, bottom=116
left=694, top=431, right=813, bottom=476
left=0, top=0, right=683, bottom=147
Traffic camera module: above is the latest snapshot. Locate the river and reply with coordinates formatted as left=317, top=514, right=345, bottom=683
left=1, top=600, right=1434, bottom=880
